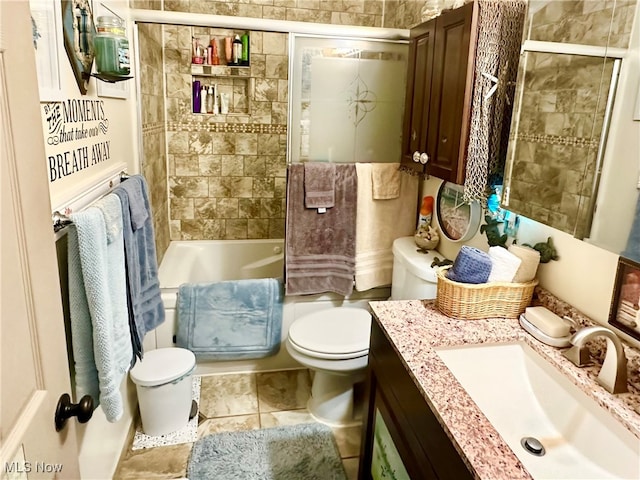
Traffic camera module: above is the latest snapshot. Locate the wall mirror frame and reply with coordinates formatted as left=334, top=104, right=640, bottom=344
left=501, top=0, right=638, bottom=255
left=609, top=256, right=640, bottom=341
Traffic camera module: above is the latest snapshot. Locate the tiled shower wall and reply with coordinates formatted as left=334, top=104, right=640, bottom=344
left=164, top=27, right=288, bottom=240
left=138, top=23, right=170, bottom=261
left=134, top=0, right=453, bottom=245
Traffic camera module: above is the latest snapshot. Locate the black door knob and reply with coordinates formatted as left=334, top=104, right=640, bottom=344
left=55, top=393, right=94, bottom=432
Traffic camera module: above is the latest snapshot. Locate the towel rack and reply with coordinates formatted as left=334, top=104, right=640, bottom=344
left=52, top=170, right=130, bottom=234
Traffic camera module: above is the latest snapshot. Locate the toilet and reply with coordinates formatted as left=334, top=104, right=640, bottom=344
left=285, top=237, right=441, bottom=427
left=390, top=236, right=442, bottom=300
left=130, top=347, right=196, bottom=436
left=286, top=308, right=371, bottom=427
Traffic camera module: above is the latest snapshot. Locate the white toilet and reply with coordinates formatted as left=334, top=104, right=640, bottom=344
left=285, top=237, right=441, bottom=427
left=286, top=308, right=371, bottom=427
left=390, top=236, right=442, bottom=300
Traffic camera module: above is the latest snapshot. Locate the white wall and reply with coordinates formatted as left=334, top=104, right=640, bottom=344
left=35, top=1, right=139, bottom=478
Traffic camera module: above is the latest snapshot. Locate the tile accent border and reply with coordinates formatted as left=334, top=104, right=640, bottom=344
left=514, top=132, right=599, bottom=149
left=168, top=122, right=287, bottom=134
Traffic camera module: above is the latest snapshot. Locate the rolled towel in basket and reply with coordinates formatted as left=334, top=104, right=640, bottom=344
left=447, top=246, right=492, bottom=284
left=508, top=244, right=540, bottom=283
left=487, top=246, right=522, bottom=283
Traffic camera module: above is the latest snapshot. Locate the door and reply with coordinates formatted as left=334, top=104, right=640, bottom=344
left=427, top=2, right=475, bottom=183
left=400, top=20, right=436, bottom=173
left=1, top=1, right=81, bottom=478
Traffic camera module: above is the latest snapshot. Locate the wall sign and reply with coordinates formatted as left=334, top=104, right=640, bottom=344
left=44, top=99, right=111, bottom=182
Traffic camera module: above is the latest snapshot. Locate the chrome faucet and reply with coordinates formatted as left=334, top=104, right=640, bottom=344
left=562, top=326, right=628, bottom=394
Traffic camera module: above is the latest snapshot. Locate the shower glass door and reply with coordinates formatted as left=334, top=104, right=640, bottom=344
left=289, top=35, right=408, bottom=164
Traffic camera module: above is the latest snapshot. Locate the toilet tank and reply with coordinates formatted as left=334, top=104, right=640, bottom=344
left=391, top=237, right=441, bottom=300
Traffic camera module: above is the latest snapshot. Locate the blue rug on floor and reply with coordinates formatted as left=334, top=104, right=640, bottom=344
left=187, top=423, right=348, bottom=480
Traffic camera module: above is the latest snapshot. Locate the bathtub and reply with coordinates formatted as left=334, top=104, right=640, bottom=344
left=153, top=239, right=390, bottom=375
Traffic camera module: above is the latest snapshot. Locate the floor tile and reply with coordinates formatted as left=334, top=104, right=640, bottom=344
left=259, top=409, right=314, bottom=428
left=257, top=369, right=311, bottom=412
left=197, top=414, right=260, bottom=438
left=342, top=457, right=360, bottom=480
left=332, top=425, right=362, bottom=458
left=113, top=442, right=193, bottom=480
left=199, top=373, right=258, bottom=418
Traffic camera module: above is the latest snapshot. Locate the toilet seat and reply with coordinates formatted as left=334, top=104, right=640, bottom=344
left=288, top=308, right=371, bottom=360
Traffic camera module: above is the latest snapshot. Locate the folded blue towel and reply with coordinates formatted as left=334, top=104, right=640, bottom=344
left=176, top=278, right=283, bottom=360
left=113, top=175, right=164, bottom=362
left=447, top=246, right=492, bottom=284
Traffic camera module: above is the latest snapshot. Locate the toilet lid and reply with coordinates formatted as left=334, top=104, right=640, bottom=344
left=288, top=308, right=372, bottom=357
left=129, top=348, right=196, bottom=387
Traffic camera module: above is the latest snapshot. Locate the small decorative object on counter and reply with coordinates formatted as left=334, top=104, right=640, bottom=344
left=480, top=214, right=507, bottom=248
left=523, top=237, right=558, bottom=263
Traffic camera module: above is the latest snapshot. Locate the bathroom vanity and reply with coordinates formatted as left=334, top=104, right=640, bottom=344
left=358, top=295, right=640, bottom=479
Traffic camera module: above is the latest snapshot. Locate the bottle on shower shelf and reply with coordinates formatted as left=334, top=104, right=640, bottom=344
left=207, top=85, right=214, bottom=114
left=232, top=35, right=242, bottom=65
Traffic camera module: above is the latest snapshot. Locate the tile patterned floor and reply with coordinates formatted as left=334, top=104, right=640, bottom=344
left=114, top=369, right=360, bottom=479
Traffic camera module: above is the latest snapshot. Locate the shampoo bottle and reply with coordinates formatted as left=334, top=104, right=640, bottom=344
left=200, top=85, right=207, bottom=113
left=207, top=85, right=214, bottom=113
left=192, top=80, right=201, bottom=113
left=232, top=35, right=242, bottom=65
left=241, top=32, right=249, bottom=65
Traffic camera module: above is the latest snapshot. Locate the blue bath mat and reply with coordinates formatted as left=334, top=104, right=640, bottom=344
left=187, top=423, right=347, bottom=480
left=176, top=278, right=283, bottom=360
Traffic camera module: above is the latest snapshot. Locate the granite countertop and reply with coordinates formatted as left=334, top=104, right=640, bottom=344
left=369, top=292, right=640, bottom=480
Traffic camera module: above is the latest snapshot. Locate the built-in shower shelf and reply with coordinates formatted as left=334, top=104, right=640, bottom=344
left=191, top=65, right=251, bottom=77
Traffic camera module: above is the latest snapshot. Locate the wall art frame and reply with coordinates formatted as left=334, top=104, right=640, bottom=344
left=29, top=0, right=64, bottom=101
left=608, top=256, right=640, bottom=341
left=61, top=0, right=96, bottom=95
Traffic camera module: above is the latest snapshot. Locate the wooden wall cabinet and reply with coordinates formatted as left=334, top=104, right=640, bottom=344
left=358, top=319, right=473, bottom=480
left=401, top=2, right=477, bottom=184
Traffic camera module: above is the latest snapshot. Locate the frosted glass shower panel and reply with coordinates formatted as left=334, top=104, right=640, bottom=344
left=290, top=36, right=408, bottom=164
left=309, top=57, right=357, bottom=162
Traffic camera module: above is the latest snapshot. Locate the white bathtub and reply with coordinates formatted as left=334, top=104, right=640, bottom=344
left=153, top=239, right=390, bottom=375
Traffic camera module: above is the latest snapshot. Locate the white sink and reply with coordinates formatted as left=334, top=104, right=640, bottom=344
left=436, top=342, right=639, bottom=479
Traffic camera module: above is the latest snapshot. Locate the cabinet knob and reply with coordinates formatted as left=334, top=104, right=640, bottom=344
left=411, top=130, right=417, bottom=142
left=420, top=153, right=429, bottom=165
left=413, top=151, right=421, bottom=163
left=441, top=136, right=448, bottom=143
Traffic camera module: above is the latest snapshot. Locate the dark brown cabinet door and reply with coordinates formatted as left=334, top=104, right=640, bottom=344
left=400, top=2, right=476, bottom=183
left=428, top=2, right=475, bottom=183
left=401, top=21, right=436, bottom=173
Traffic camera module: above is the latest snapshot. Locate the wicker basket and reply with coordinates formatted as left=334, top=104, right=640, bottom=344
left=436, top=266, right=538, bottom=319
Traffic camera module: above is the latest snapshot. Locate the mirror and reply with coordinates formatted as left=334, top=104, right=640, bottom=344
left=502, top=0, right=638, bottom=253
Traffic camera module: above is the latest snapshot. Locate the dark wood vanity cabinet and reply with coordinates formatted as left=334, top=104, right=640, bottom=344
left=401, top=2, right=477, bottom=184
left=358, top=319, right=473, bottom=480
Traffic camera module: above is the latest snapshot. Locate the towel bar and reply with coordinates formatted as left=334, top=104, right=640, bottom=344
left=52, top=170, right=129, bottom=233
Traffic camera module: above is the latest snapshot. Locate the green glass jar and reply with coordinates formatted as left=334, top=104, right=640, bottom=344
left=95, top=16, right=130, bottom=76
